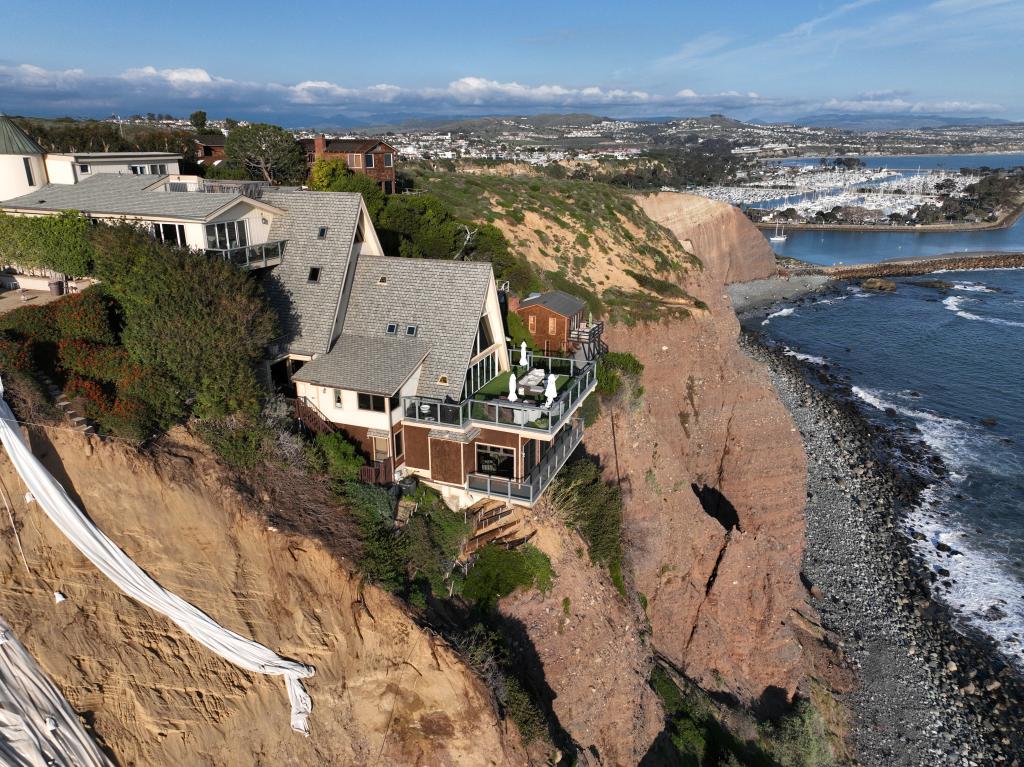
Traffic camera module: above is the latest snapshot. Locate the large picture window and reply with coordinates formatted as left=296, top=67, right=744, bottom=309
left=205, top=220, right=249, bottom=250
left=464, top=349, right=498, bottom=397
left=357, top=393, right=386, bottom=412
left=153, top=223, right=186, bottom=246
left=476, top=444, right=515, bottom=479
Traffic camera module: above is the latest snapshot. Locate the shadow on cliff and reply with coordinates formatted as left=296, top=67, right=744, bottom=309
left=691, top=483, right=741, bottom=532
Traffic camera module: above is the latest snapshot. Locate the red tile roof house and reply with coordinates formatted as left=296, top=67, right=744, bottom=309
left=298, top=136, right=397, bottom=193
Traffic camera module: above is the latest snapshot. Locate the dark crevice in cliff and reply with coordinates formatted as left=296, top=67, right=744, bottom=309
left=691, top=484, right=741, bottom=532
left=681, top=532, right=731, bottom=656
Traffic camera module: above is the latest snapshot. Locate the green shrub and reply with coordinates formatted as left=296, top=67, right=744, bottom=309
left=506, top=310, right=534, bottom=350
left=98, top=398, right=156, bottom=442
left=759, top=700, right=833, bottom=767
left=308, top=431, right=365, bottom=483
left=0, top=337, right=31, bottom=371
left=197, top=416, right=269, bottom=469
left=463, top=544, right=554, bottom=608
left=51, top=287, right=117, bottom=343
left=341, top=482, right=408, bottom=592
left=404, top=486, right=470, bottom=597
left=0, top=211, right=95, bottom=277
left=0, top=303, right=58, bottom=343
left=58, top=340, right=128, bottom=381
left=550, top=459, right=624, bottom=581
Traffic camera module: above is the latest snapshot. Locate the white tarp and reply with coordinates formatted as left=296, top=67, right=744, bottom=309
left=0, top=379, right=314, bottom=735
left=0, top=617, right=114, bottom=767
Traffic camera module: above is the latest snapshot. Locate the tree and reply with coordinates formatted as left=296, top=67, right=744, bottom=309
left=223, top=117, right=239, bottom=131
left=190, top=110, right=208, bottom=132
left=308, top=158, right=386, bottom=219
left=225, top=123, right=305, bottom=184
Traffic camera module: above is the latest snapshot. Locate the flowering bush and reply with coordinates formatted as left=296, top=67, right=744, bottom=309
left=64, top=376, right=111, bottom=420
left=52, top=288, right=117, bottom=344
left=0, top=303, right=58, bottom=343
left=98, top=397, right=154, bottom=442
left=58, top=340, right=129, bottom=382
left=0, top=337, right=31, bottom=371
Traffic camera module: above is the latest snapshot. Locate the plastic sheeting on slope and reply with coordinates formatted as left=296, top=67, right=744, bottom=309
left=0, top=617, right=114, bottom=767
left=0, top=380, right=315, bottom=735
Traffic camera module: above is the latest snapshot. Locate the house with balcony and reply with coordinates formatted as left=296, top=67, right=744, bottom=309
left=298, top=136, right=398, bottom=194
left=286, top=253, right=596, bottom=509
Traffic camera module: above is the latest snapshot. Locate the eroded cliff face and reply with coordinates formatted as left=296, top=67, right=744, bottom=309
left=0, top=428, right=526, bottom=767
left=581, top=192, right=808, bottom=709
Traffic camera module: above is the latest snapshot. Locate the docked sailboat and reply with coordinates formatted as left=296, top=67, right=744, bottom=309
left=769, top=222, right=788, bottom=243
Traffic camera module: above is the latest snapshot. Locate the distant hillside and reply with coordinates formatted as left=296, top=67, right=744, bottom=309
left=789, top=112, right=1014, bottom=131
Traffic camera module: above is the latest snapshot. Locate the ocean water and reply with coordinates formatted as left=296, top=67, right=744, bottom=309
left=753, top=269, right=1024, bottom=664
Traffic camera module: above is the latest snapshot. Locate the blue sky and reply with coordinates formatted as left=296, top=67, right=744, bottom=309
left=0, top=0, right=1020, bottom=124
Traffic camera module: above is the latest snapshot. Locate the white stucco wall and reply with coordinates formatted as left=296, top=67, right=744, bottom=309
left=0, top=155, right=46, bottom=201
left=295, top=380, right=393, bottom=432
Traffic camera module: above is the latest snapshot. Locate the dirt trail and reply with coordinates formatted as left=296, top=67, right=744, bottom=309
left=0, top=427, right=526, bottom=767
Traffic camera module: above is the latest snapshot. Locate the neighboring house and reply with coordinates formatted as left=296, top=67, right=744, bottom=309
left=511, top=290, right=606, bottom=358
left=194, top=134, right=227, bottom=164
left=298, top=136, right=397, bottom=193
left=0, top=115, right=183, bottom=201
left=0, top=167, right=594, bottom=510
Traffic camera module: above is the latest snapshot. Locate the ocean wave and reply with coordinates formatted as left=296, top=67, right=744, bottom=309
left=782, top=347, right=826, bottom=365
left=951, top=281, right=994, bottom=293
left=943, top=295, right=1024, bottom=328
left=761, top=307, right=796, bottom=325
left=908, top=487, right=1024, bottom=670
left=813, top=294, right=849, bottom=306
left=851, top=386, right=978, bottom=470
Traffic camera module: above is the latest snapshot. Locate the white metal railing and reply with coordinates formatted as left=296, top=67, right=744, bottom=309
left=206, top=240, right=286, bottom=269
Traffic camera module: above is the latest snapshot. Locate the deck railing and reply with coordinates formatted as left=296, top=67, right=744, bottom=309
left=206, top=240, right=285, bottom=269
left=467, top=417, right=585, bottom=504
left=402, top=358, right=596, bottom=435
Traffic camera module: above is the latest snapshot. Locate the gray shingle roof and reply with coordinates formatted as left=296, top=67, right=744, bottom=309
left=0, top=116, right=44, bottom=155
left=0, top=174, right=250, bottom=220
left=292, top=334, right=429, bottom=396
left=259, top=189, right=363, bottom=357
left=341, top=256, right=493, bottom=399
left=519, top=290, right=586, bottom=317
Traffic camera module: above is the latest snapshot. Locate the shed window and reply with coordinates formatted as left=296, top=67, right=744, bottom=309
left=386, top=322, right=398, bottom=335
left=317, top=226, right=328, bottom=239
left=405, top=324, right=418, bottom=337
left=307, top=267, right=321, bottom=283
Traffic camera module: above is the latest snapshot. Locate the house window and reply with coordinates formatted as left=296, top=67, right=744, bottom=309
left=528, top=315, right=536, bottom=333
left=348, top=153, right=361, bottom=168
left=130, top=164, right=146, bottom=175
left=153, top=223, right=186, bottom=246
left=22, top=158, right=34, bottom=187
left=358, top=393, right=386, bottom=412
left=333, top=389, right=343, bottom=408
left=78, top=163, right=91, bottom=174
left=393, top=430, right=404, bottom=459
left=307, top=267, right=321, bottom=283
left=548, top=317, right=557, bottom=335
left=364, top=153, right=374, bottom=169
left=372, top=436, right=390, bottom=461
left=385, top=322, right=398, bottom=335
left=476, top=444, right=515, bottom=480
left=317, top=226, right=328, bottom=239
left=383, top=153, right=394, bottom=168
left=405, top=324, right=418, bottom=337
left=150, top=164, right=167, bottom=175
left=204, top=220, right=249, bottom=249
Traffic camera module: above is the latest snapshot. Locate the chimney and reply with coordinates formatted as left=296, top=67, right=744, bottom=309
left=507, top=295, right=520, bottom=312
left=314, top=134, right=327, bottom=159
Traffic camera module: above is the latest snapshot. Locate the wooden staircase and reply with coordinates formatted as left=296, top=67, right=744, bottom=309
left=459, top=498, right=536, bottom=561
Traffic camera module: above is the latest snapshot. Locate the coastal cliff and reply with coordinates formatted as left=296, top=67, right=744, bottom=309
left=0, top=428, right=527, bottom=767
left=588, top=192, right=809, bottom=707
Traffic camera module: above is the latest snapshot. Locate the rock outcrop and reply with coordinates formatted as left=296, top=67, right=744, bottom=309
left=581, top=192, right=808, bottom=709
left=0, top=428, right=526, bottom=766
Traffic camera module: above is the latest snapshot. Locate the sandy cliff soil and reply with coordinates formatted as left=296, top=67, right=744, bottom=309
left=581, top=192, right=810, bottom=709
left=0, top=428, right=526, bottom=767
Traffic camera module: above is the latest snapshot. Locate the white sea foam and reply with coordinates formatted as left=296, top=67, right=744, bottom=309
left=761, top=307, right=796, bottom=325
left=943, top=295, right=1024, bottom=328
left=907, top=487, right=1024, bottom=669
left=952, top=281, right=994, bottom=293
left=782, top=347, right=826, bottom=365
left=813, top=294, right=849, bottom=306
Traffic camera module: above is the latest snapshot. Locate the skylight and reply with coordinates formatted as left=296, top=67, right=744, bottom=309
left=317, top=226, right=328, bottom=239
left=307, top=267, right=321, bottom=283
left=386, top=322, right=398, bottom=335
left=406, top=324, right=418, bottom=337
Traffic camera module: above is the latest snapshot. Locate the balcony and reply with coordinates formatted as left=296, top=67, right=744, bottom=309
left=206, top=240, right=285, bottom=270
left=467, top=417, right=584, bottom=505
left=402, top=352, right=596, bottom=436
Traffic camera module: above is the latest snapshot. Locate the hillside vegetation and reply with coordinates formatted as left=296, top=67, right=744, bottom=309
left=405, top=167, right=706, bottom=324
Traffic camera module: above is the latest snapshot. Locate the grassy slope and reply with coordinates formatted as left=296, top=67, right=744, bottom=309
left=411, top=168, right=705, bottom=324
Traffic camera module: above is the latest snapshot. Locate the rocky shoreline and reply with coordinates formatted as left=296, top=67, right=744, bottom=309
left=740, top=335, right=1023, bottom=767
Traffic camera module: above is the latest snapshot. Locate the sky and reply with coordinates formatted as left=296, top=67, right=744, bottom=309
left=0, top=0, right=1020, bottom=125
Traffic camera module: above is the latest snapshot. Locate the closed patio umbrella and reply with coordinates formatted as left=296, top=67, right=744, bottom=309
left=519, top=341, right=529, bottom=368
left=508, top=371, right=518, bottom=402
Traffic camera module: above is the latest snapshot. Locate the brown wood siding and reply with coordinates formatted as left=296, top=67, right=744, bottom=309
left=475, top=428, right=520, bottom=449
left=515, top=305, right=581, bottom=354
left=404, top=425, right=431, bottom=470
left=429, top=438, right=464, bottom=485
left=337, top=424, right=373, bottom=458
left=463, top=442, right=475, bottom=475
